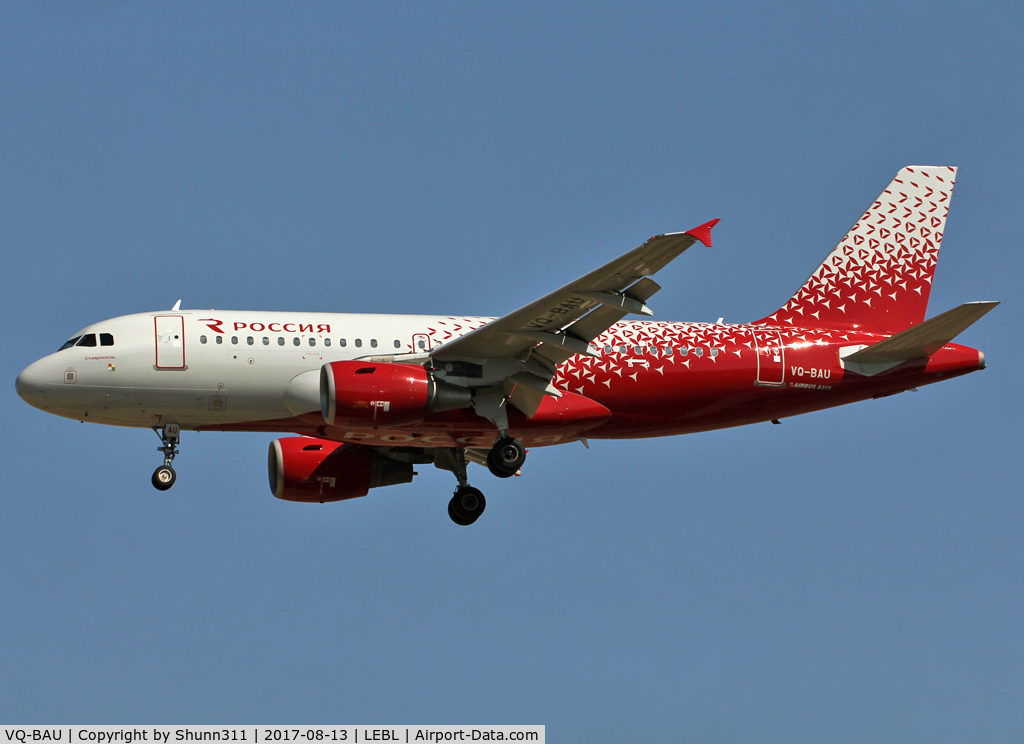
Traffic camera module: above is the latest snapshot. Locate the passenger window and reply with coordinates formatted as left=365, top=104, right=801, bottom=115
left=58, top=336, right=82, bottom=351
left=277, top=337, right=285, bottom=346
left=417, top=339, right=426, bottom=350
left=603, top=345, right=611, bottom=354
left=293, top=337, right=300, bottom=346
left=711, top=348, right=719, bottom=357
left=393, top=340, right=400, bottom=349
left=695, top=347, right=704, bottom=357
left=340, top=339, right=347, bottom=347
left=200, top=335, right=208, bottom=344
left=324, top=338, right=332, bottom=347
left=678, top=347, right=688, bottom=356
left=618, top=345, right=627, bottom=354
left=664, top=346, right=673, bottom=356
left=355, top=339, right=362, bottom=348
left=309, top=337, right=316, bottom=347
left=231, top=336, right=238, bottom=345
left=216, top=336, right=223, bottom=345
left=247, top=336, right=254, bottom=345
left=263, top=337, right=269, bottom=345
left=76, top=334, right=97, bottom=347
left=370, top=339, right=377, bottom=348
left=100, top=333, right=114, bottom=346
left=634, top=345, right=643, bottom=354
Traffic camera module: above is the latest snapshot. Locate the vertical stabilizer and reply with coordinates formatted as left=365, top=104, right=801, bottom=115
left=763, top=166, right=957, bottom=333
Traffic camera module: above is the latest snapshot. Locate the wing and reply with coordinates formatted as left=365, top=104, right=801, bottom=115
left=428, top=219, right=719, bottom=423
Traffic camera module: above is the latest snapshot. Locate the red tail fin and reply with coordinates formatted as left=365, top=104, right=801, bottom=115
left=762, top=166, right=958, bottom=333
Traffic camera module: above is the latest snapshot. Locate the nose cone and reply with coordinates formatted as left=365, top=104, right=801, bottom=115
left=16, top=358, right=51, bottom=411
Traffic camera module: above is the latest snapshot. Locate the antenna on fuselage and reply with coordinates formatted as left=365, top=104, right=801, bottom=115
left=171, top=300, right=182, bottom=311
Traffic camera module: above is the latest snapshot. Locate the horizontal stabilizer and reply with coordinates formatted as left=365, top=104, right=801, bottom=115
left=843, top=301, right=999, bottom=364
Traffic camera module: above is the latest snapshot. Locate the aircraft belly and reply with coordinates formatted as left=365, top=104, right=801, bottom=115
left=68, top=351, right=309, bottom=429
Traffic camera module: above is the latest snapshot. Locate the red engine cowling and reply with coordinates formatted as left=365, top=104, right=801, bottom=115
left=268, top=436, right=414, bottom=503
left=320, top=360, right=471, bottom=427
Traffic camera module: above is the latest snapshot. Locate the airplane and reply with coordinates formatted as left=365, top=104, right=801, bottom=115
left=16, top=166, right=997, bottom=525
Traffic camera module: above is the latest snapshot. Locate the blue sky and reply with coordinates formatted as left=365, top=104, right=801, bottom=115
left=1, top=1, right=1022, bottom=740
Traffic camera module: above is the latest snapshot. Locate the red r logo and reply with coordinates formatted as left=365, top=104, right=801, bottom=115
left=199, top=318, right=225, bottom=334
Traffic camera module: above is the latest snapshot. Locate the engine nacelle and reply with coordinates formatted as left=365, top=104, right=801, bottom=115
left=268, top=437, right=414, bottom=503
left=320, top=361, right=471, bottom=427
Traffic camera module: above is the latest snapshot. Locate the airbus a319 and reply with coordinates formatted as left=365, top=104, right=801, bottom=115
left=16, top=166, right=996, bottom=525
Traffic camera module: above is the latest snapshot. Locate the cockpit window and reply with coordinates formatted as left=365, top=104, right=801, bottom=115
left=58, top=336, right=82, bottom=351
left=100, top=333, right=114, bottom=346
left=76, top=334, right=97, bottom=347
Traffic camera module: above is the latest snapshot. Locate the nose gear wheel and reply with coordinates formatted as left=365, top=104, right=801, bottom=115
left=152, top=425, right=181, bottom=491
left=152, top=465, right=176, bottom=490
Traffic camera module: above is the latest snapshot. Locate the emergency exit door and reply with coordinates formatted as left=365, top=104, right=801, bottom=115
left=412, top=333, right=432, bottom=353
left=752, top=329, right=785, bottom=386
left=155, top=316, right=186, bottom=369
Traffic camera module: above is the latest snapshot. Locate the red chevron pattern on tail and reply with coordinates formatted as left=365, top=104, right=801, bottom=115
left=763, top=166, right=957, bottom=333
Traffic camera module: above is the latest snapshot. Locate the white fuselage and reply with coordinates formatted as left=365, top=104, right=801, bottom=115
left=16, top=310, right=490, bottom=429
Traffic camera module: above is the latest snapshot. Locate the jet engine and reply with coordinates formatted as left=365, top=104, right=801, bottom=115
left=320, top=361, right=471, bottom=427
left=268, top=436, right=414, bottom=502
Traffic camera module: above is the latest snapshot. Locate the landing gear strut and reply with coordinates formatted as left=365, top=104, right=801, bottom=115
left=436, top=447, right=486, bottom=526
left=152, top=424, right=180, bottom=491
left=486, top=436, right=526, bottom=479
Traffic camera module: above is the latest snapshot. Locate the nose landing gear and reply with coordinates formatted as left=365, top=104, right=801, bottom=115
left=152, top=424, right=180, bottom=491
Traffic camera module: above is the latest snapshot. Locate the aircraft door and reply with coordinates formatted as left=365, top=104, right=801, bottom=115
left=412, top=333, right=432, bottom=354
left=752, top=329, right=785, bottom=386
left=155, top=316, right=186, bottom=369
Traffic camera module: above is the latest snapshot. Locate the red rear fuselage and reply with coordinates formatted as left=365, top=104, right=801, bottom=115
left=242, top=319, right=984, bottom=449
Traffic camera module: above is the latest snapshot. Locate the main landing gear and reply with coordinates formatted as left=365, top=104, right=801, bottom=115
left=449, top=486, right=486, bottom=526
left=440, top=447, right=487, bottom=526
left=152, top=424, right=180, bottom=491
left=437, top=435, right=527, bottom=525
left=486, top=436, right=526, bottom=478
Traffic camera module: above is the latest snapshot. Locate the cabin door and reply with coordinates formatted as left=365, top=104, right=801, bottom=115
left=752, top=329, right=785, bottom=386
left=155, top=316, right=186, bottom=369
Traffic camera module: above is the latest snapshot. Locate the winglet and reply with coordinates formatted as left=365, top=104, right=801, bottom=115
left=684, top=218, right=720, bottom=247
